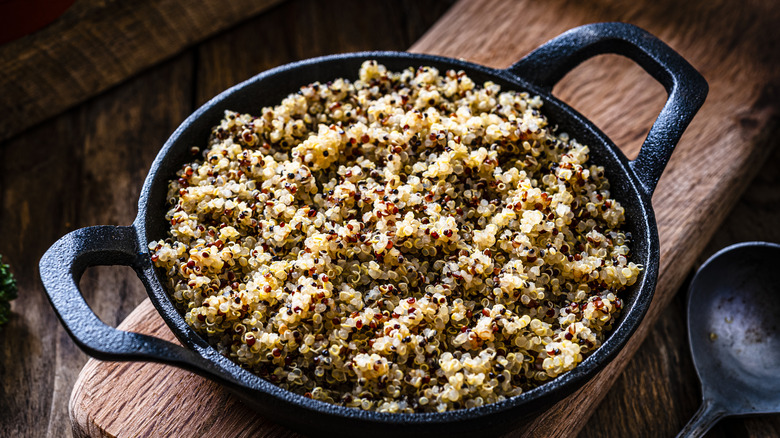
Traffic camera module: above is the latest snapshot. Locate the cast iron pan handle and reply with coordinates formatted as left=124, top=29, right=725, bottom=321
left=508, top=22, right=708, bottom=196
left=40, top=225, right=207, bottom=369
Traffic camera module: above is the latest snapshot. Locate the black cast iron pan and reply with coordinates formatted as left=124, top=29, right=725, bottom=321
left=40, top=22, right=707, bottom=437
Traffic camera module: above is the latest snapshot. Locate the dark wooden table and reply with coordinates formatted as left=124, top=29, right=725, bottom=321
left=1, top=1, right=778, bottom=437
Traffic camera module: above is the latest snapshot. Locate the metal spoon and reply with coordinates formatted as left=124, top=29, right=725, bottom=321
left=678, top=241, right=780, bottom=437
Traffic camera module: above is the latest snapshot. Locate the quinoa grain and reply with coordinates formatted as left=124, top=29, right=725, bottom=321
left=150, top=61, right=641, bottom=413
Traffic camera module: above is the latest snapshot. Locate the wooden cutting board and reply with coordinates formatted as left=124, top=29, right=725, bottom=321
left=69, top=0, right=780, bottom=436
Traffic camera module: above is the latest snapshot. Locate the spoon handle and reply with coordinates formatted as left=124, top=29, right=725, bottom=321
left=677, top=399, right=726, bottom=438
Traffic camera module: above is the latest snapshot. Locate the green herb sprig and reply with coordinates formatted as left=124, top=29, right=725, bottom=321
left=0, top=255, right=18, bottom=326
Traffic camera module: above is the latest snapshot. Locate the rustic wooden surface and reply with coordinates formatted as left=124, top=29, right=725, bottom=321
left=0, top=0, right=284, bottom=144
left=1, top=0, right=779, bottom=437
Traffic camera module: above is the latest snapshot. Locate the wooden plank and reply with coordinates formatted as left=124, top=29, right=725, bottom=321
left=193, top=0, right=459, bottom=106
left=0, top=0, right=284, bottom=143
left=0, top=50, right=195, bottom=438
left=66, top=0, right=780, bottom=437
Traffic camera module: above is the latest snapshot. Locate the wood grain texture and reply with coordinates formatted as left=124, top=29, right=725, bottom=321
left=0, top=0, right=284, bottom=143
left=2, top=0, right=777, bottom=437
left=193, top=0, right=459, bottom=106
left=0, top=48, right=195, bottom=438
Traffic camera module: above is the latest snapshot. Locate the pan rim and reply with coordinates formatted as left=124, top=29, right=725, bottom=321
left=132, top=50, right=658, bottom=427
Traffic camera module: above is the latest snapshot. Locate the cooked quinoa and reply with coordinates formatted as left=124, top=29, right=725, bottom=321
left=149, top=61, right=641, bottom=413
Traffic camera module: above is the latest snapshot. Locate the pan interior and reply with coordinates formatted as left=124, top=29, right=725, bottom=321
left=136, top=52, right=656, bottom=422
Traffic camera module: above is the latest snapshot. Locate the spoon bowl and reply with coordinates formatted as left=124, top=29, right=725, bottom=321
left=679, top=241, right=780, bottom=437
